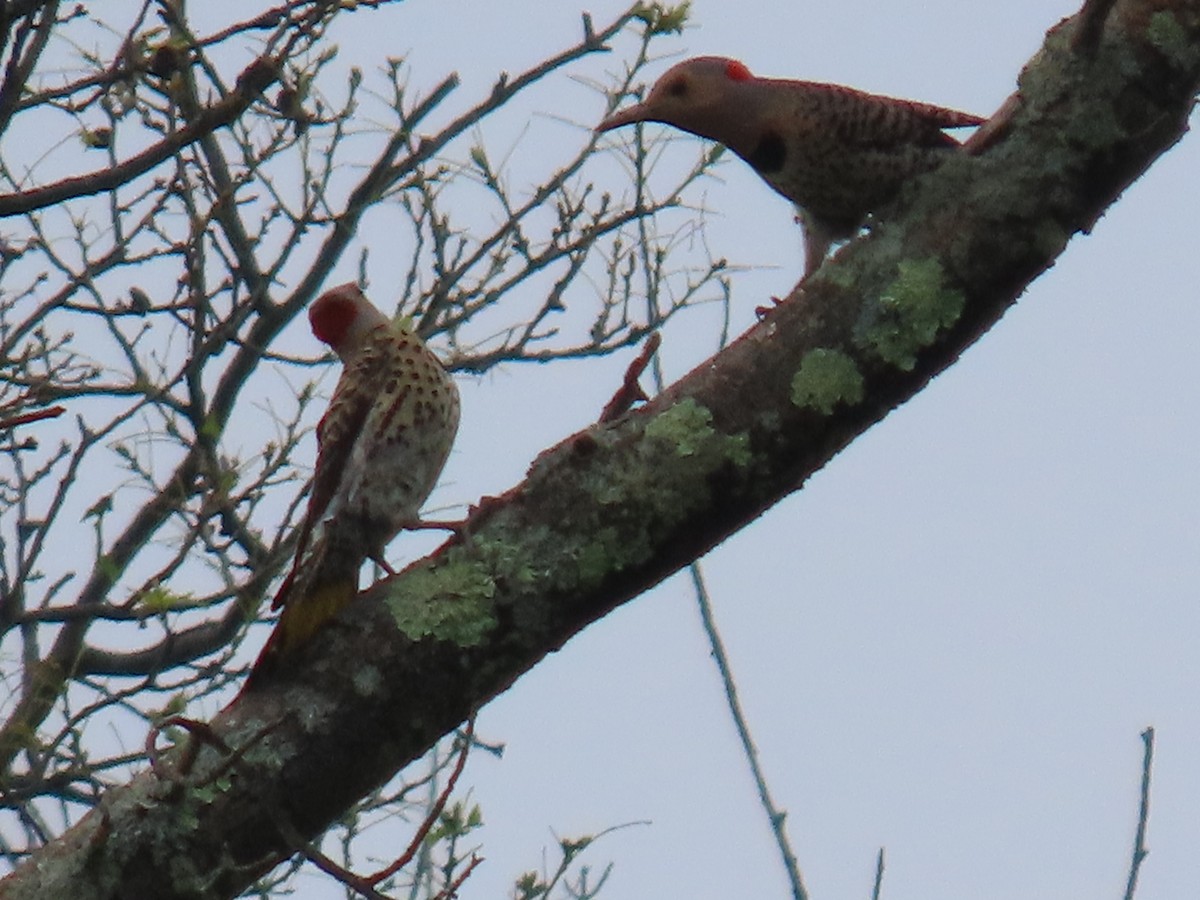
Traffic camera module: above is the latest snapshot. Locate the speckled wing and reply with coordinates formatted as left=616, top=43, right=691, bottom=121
left=277, top=341, right=382, bottom=597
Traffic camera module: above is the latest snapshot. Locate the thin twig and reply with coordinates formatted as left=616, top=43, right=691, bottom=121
left=270, top=811, right=391, bottom=900
left=687, top=565, right=808, bottom=900
left=267, top=720, right=477, bottom=899
left=367, top=717, right=475, bottom=885
left=963, top=93, right=1021, bottom=156
left=145, top=715, right=231, bottom=784
left=871, top=847, right=885, bottom=900
left=1123, top=726, right=1155, bottom=900
left=431, top=853, right=483, bottom=900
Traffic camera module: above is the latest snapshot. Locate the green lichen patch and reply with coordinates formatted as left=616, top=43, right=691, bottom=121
left=384, top=561, right=497, bottom=646
left=558, top=398, right=752, bottom=581
left=790, top=348, right=865, bottom=415
left=857, top=258, right=965, bottom=371
left=468, top=529, right=545, bottom=588
left=1146, top=11, right=1196, bottom=64
left=574, top=526, right=624, bottom=591
left=409, top=400, right=754, bottom=634
left=643, top=397, right=751, bottom=468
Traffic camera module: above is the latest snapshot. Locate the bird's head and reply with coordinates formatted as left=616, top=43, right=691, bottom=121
left=309, top=283, right=389, bottom=360
left=596, top=56, right=759, bottom=146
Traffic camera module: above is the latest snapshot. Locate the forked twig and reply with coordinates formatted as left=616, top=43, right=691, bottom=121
left=366, top=716, right=476, bottom=886
left=599, top=332, right=660, bottom=423
left=267, top=717, right=480, bottom=899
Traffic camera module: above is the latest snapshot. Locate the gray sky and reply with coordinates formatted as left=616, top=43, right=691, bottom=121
left=222, top=1, right=1200, bottom=897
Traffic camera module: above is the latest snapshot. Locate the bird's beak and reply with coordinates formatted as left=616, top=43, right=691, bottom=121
left=595, top=103, right=650, bottom=133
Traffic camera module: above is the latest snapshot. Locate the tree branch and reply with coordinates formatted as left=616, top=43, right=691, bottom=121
left=3, top=1, right=1196, bottom=897
left=0, top=52, right=282, bottom=218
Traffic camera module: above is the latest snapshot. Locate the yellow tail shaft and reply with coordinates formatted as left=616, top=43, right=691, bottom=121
left=273, top=575, right=358, bottom=656
left=245, top=574, right=357, bottom=687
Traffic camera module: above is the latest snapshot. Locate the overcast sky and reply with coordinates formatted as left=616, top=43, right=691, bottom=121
left=222, top=1, right=1200, bottom=897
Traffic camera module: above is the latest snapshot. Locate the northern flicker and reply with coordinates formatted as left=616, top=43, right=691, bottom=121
left=597, top=57, right=984, bottom=276
left=252, top=283, right=460, bottom=676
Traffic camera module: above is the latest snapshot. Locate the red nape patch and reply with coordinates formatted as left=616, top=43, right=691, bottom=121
left=724, top=60, right=753, bottom=82
left=309, top=294, right=357, bottom=348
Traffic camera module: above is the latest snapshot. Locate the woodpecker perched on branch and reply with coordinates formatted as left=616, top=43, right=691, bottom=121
left=250, top=283, right=460, bottom=679
left=598, top=56, right=983, bottom=276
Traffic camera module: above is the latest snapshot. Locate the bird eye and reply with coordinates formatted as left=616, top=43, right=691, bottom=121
left=666, top=77, right=688, bottom=98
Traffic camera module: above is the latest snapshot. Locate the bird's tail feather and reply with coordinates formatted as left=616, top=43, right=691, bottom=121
left=273, top=574, right=358, bottom=657
left=244, top=574, right=358, bottom=688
